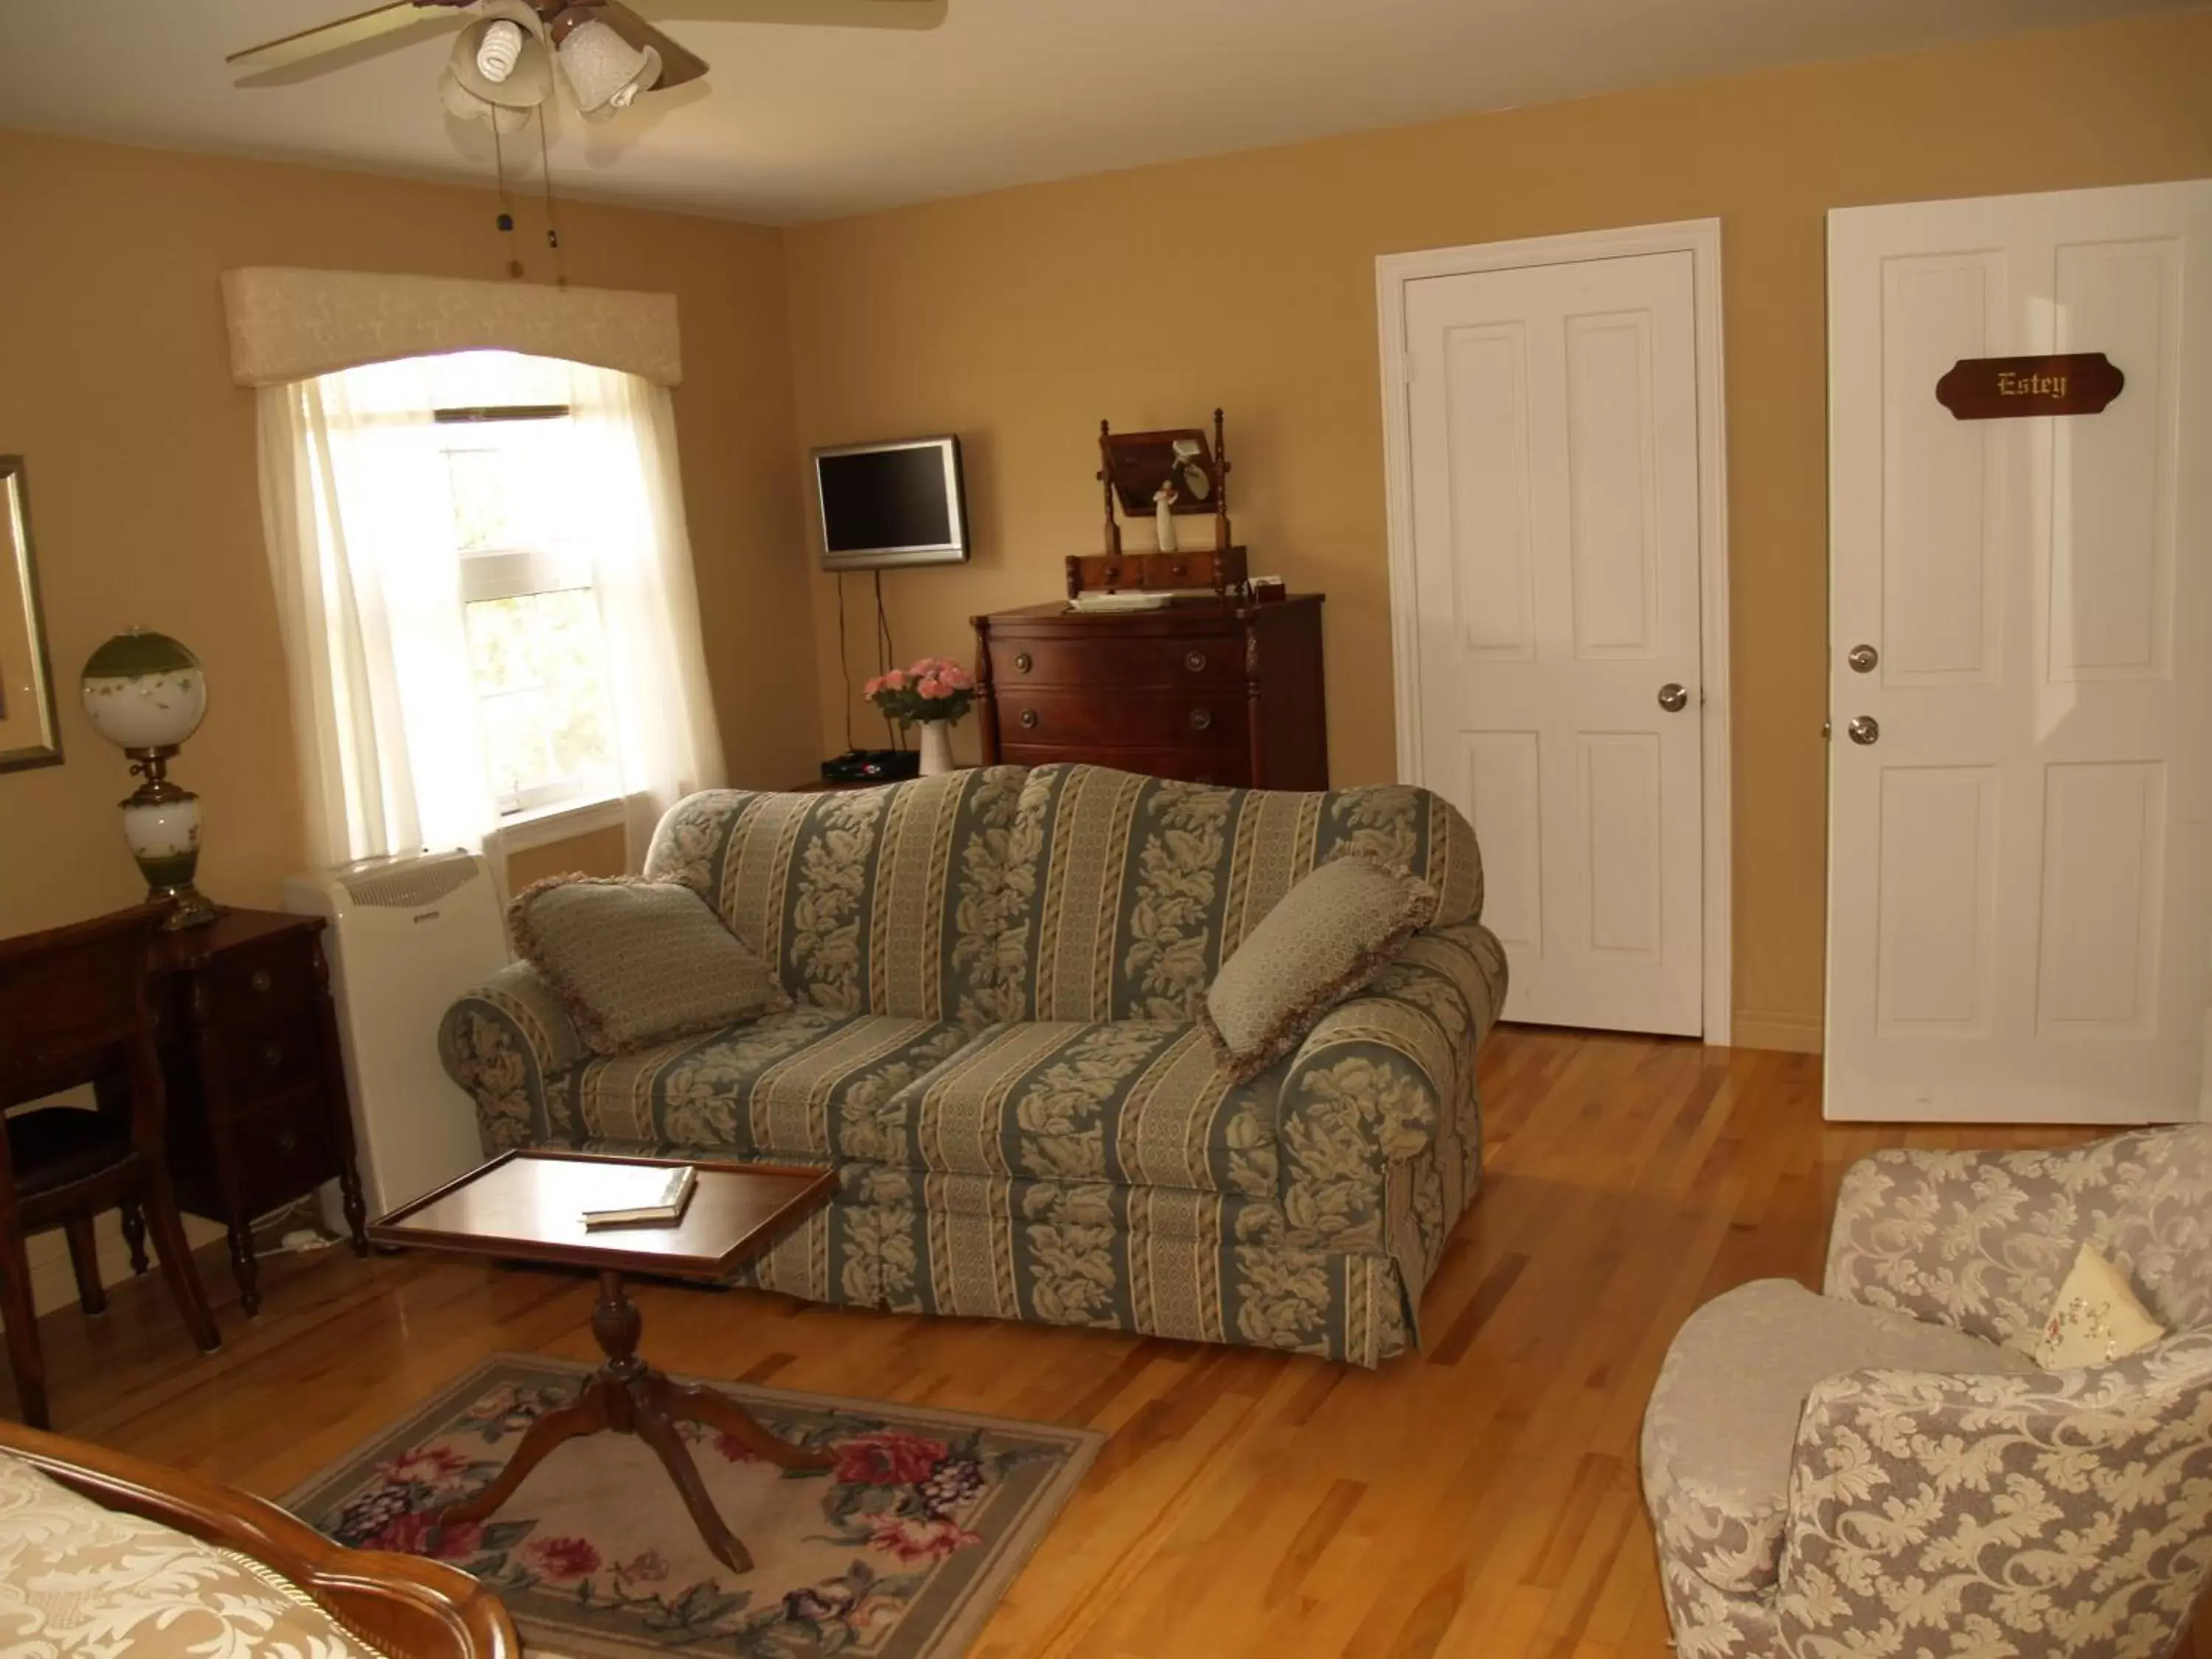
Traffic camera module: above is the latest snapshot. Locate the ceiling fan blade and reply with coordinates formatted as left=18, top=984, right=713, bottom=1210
left=226, top=1, right=471, bottom=72
left=594, top=1, right=712, bottom=88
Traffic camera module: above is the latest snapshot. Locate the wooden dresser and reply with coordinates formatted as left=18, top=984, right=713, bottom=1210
left=973, top=594, right=1327, bottom=788
left=124, top=910, right=369, bottom=1314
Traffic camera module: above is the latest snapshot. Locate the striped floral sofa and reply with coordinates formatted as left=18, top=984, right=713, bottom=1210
left=439, top=763, right=1507, bottom=1366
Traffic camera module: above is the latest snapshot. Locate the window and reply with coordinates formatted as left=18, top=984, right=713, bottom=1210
left=439, top=411, right=618, bottom=817
left=259, top=344, right=723, bottom=872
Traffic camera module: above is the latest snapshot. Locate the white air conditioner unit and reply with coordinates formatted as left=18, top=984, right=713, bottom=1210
left=282, top=850, right=511, bottom=1223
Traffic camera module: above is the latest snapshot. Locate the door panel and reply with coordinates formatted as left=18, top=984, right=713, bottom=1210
left=1406, top=250, right=1705, bottom=1035
left=1826, top=181, right=2212, bottom=1123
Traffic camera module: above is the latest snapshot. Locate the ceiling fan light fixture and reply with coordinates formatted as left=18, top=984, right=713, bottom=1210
left=557, top=18, right=663, bottom=121
left=439, top=66, right=531, bottom=134
left=449, top=0, right=554, bottom=110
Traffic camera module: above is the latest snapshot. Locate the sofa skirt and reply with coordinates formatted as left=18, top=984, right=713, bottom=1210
left=734, top=1165, right=1416, bottom=1367
left=574, top=1146, right=1419, bottom=1367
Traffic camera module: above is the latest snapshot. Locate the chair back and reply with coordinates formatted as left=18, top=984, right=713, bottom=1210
left=0, top=905, right=169, bottom=1133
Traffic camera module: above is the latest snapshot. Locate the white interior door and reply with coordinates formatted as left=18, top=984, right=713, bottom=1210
left=1402, top=251, right=1705, bottom=1036
left=1826, top=181, right=2212, bottom=1123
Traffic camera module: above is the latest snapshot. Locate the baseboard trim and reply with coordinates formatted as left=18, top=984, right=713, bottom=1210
left=1731, top=1010, right=1824, bottom=1054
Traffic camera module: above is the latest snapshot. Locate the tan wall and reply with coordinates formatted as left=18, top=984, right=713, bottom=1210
left=784, top=8, right=2212, bottom=1048
left=0, top=128, right=819, bottom=940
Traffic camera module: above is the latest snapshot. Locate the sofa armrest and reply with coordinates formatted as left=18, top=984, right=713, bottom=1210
left=1775, top=1335, right=2212, bottom=1652
left=438, top=964, right=588, bottom=1153
left=1276, top=922, right=1506, bottom=1245
left=1823, top=1144, right=2112, bottom=1350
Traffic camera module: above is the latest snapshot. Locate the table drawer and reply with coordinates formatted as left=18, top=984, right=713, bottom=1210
left=995, top=688, right=1245, bottom=750
left=225, top=1089, right=339, bottom=1213
left=990, top=633, right=1242, bottom=691
left=201, top=933, right=320, bottom=1023
left=213, top=1009, right=326, bottom=1105
left=998, top=743, right=1251, bottom=787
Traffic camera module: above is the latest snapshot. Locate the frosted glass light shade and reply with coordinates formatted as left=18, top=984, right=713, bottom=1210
left=80, top=629, right=207, bottom=754
left=558, top=19, right=661, bottom=119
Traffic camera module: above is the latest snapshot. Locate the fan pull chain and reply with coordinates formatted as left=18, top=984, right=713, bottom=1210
left=537, top=109, right=568, bottom=290
left=493, top=122, right=522, bottom=279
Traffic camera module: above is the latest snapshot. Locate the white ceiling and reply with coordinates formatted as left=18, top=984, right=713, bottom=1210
left=0, top=0, right=2194, bottom=224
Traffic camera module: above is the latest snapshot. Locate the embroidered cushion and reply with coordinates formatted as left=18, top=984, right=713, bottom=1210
left=2036, top=1241, right=2168, bottom=1368
left=0, top=1452, right=385, bottom=1655
left=1200, top=855, right=1438, bottom=1082
left=509, top=875, right=787, bottom=1057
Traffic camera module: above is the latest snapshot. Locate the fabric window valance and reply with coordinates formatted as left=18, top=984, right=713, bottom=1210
left=220, top=267, right=682, bottom=389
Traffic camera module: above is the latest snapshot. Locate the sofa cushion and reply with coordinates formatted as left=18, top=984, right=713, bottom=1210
left=644, top=768, right=1029, bottom=1031
left=886, top=1020, right=1284, bottom=1198
left=0, top=1452, right=383, bottom=1656
left=1640, top=1278, right=2031, bottom=1599
left=1002, top=764, right=1484, bottom=1025
left=1203, top=855, right=1439, bottom=1082
left=509, top=875, right=787, bottom=1056
left=560, top=1006, right=973, bottom=1166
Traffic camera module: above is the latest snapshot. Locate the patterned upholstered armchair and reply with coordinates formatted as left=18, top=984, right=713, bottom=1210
left=1641, top=1127, right=2212, bottom=1658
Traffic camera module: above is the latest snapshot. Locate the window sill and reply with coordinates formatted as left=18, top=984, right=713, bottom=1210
left=495, top=794, right=628, bottom=855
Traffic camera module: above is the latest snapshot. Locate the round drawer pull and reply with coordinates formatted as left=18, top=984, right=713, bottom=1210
left=1018, top=709, right=1040, bottom=731
left=1184, top=650, right=1208, bottom=674
left=1189, top=708, right=1214, bottom=733
left=261, top=1043, right=284, bottom=1069
left=251, top=969, right=273, bottom=994
left=1014, top=652, right=1033, bottom=674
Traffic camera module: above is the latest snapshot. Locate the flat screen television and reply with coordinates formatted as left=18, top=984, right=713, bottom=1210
left=812, top=436, right=970, bottom=571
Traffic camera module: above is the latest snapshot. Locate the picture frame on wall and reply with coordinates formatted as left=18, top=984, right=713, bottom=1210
left=0, top=456, right=63, bottom=773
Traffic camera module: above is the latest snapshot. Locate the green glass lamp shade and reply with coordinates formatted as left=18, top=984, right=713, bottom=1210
left=80, top=629, right=207, bottom=754
left=80, top=629, right=216, bottom=928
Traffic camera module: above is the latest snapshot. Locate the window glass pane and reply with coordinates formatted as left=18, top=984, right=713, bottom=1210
left=465, top=589, right=616, bottom=810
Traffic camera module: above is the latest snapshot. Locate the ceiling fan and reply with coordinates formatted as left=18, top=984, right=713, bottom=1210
left=227, top=1, right=933, bottom=123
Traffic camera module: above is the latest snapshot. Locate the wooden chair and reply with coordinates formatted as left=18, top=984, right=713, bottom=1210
left=0, top=905, right=220, bottom=1428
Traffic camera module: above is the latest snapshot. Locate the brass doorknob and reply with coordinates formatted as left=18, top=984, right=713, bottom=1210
left=1657, top=683, right=1690, bottom=713
left=1847, top=715, right=1880, bottom=745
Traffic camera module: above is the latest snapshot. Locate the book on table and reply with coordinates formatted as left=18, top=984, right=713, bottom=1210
left=582, top=1165, right=698, bottom=1229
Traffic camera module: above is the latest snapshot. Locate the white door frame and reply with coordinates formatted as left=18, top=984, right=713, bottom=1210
left=1377, top=218, right=1733, bottom=1046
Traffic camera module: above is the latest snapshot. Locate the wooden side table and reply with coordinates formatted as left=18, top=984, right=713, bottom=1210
left=120, top=909, right=369, bottom=1313
left=371, top=1150, right=838, bottom=1573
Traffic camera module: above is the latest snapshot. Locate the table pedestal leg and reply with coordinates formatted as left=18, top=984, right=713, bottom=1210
left=434, top=1270, right=831, bottom=1573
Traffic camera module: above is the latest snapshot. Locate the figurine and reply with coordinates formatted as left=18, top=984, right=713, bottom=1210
left=1153, top=479, right=1180, bottom=554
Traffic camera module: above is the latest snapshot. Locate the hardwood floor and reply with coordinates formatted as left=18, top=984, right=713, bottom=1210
left=15, top=1026, right=2207, bottom=1658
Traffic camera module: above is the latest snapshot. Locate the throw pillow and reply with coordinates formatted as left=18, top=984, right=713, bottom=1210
left=1200, top=855, right=1439, bottom=1082
left=509, top=875, right=787, bottom=1057
left=2035, top=1242, right=2166, bottom=1369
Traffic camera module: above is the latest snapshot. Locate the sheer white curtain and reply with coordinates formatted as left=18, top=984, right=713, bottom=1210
left=563, top=361, right=725, bottom=858
left=254, top=352, right=724, bottom=872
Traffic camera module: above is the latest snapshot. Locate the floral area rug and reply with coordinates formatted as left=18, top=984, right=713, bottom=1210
left=285, top=1354, right=1102, bottom=1659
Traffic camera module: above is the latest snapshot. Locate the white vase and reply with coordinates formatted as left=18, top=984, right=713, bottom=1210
left=917, top=720, right=955, bottom=778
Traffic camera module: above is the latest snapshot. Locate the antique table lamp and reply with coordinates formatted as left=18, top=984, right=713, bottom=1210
left=80, top=629, right=216, bottom=928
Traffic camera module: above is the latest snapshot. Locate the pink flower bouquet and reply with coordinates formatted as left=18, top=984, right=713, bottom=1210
left=863, top=657, right=976, bottom=727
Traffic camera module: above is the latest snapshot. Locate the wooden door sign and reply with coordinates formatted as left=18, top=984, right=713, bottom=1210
left=1936, top=352, right=2124, bottom=420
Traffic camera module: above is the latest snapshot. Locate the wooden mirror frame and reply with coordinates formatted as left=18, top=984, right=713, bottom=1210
left=1096, top=409, right=1234, bottom=555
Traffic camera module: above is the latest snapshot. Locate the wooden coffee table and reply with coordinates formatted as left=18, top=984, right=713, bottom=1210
left=368, top=1150, right=838, bottom=1573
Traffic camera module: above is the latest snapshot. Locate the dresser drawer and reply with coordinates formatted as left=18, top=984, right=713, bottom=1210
left=225, top=1089, right=339, bottom=1214
left=995, top=688, right=1245, bottom=750
left=212, top=1009, right=326, bottom=1106
left=201, top=933, right=320, bottom=1023
left=990, top=633, right=1242, bottom=692
left=999, top=743, right=1251, bottom=787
